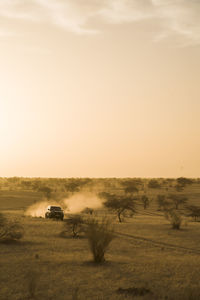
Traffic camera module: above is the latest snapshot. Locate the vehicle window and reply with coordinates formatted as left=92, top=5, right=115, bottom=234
left=50, top=206, right=62, bottom=210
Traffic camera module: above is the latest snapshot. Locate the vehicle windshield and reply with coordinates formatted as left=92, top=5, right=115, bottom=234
left=50, top=206, right=62, bottom=211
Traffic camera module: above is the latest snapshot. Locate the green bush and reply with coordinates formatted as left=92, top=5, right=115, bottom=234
left=85, top=218, right=114, bottom=263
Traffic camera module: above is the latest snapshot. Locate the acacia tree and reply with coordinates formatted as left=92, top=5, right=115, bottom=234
left=168, top=194, right=188, bottom=210
left=124, top=185, right=138, bottom=194
left=64, top=178, right=92, bottom=194
left=177, top=177, right=193, bottom=187
left=148, top=179, right=161, bottom=189
left=157, top=194, right=171, bottom=211
left=174, top=184, right=184, bottom=192
left=103, top=193, right=136, bottom=222
left=121, top=179, right=140, bottom=195
left=186, top=205, right=200, bottom=221
left=141, top=195, right=149, bottom=210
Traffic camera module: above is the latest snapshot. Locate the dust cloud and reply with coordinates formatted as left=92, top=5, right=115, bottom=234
left=25, top=193, right=102, bottom=217
left=63, top=193, right=102, bottom=214
left=25, top=201, right=61, bottom=218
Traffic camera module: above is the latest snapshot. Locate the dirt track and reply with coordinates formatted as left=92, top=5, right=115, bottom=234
left=116, top=231, right=200, bottom=255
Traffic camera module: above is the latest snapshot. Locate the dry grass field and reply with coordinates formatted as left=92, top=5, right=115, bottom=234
left=1, top=179, right=200, bottom=299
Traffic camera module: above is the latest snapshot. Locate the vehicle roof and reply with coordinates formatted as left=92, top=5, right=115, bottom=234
left=47, top=205, right=62, bottom=209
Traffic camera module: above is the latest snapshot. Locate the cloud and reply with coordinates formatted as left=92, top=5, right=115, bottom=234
left=0, top=0, right=200, bottom=45
left=152, top=0, right=200, bottom=45
left=97, top=0, right=153, bottom=24
left=33, top=0, right=99, bottom=34
left=0, top=0, right=40, bottom=21
left=0, top=0, right=101, bottom=34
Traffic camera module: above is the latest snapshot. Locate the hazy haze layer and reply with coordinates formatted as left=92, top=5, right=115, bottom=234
left=0, top=0, right=200, bottom=177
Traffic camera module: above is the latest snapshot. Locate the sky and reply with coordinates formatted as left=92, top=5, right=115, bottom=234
left=0, top=0, right=200, bottom=178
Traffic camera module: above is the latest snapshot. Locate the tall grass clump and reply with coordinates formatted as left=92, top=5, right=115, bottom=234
left=85, top=217, right=114, bottom=263
left=0, top=213, right=24, bottom=242
left=165, top=209, right=182, bottom=230
left=63, top=214, right=85, bottom=238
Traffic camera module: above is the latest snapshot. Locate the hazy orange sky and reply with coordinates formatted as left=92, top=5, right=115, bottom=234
left=0, top=0, right=200, bottom=178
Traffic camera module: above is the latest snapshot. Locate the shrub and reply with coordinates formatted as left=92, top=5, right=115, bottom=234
left=124, top=185, right=138, bottom=194
left=165, top=209, right=182, bottom=229
left=85, top=218, right=114, bottom=263
left=0, top=213, right=24, bottom=242
left=148, top=179, right=160, bottom=189
left=63, top=214, right=85, bottom=238
left=174, top=184, right=184, bottom=192
left=81, top=207, right=94, bottom=215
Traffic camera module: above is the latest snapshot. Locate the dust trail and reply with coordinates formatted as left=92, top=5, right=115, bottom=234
left=25, top=193, right=102, bottom=217
left=25, top=201, right=62, bottom=218
left=63, top=193, right=102, bottom=214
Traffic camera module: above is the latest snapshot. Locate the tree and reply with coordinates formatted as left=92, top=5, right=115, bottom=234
left=64, top=179, right=81, bottom=194
left=121, top=179, right=140, bottom=194
left=21, top=180, right=32, bottom=190
left=168, top=194, right=188, bottom=210
left=174, top=184, right=184, bottom=192
left=157, top=194, right=171, bottom=211
left=103, top=193, right=136, bottom=222
left=177, top=177, right=193, bottom=187
left=32, top=180, right=42, bottom=191
left=141, top=195, right=149, bottom=209
left=186, top=205, right=200, bottom=222
left=148, top=179, right=160, bottom=189
left=124, top=185, right=138, bottom=194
